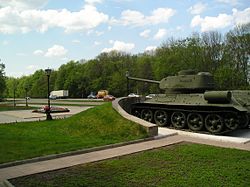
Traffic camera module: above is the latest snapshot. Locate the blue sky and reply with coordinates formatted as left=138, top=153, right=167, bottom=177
left=0, top=0, right=249, bottom=77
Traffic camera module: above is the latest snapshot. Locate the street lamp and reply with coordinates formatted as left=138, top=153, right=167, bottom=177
left=24, top=86, right=28, bottom=107
left=125, top=71, right=130, bottom=96
left=13, top=81, right=16, bottom=108
left=45, top=68, right=52, bottom=120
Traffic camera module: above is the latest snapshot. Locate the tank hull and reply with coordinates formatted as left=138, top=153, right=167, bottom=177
left=130, top=91, right=250, bottom=134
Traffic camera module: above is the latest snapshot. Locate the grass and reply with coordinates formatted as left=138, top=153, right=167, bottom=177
left=58, top=99, right=104, bottom=102
left=28, top=102, right=101, bottom=106
left=0, top=104, right=36, bottom=111
left=0, top=103, right=148, bottom=164
left=10, top=143, right=250, bottom=187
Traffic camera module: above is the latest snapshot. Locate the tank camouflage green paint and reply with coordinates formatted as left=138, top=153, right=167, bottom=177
left=127, top=70, right=250, bottom=134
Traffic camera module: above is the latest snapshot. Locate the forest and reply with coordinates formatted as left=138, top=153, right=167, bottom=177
left=1, top=23, right=250, bottom=99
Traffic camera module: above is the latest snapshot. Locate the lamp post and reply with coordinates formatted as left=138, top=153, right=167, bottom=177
left=13, top=81, right=16, bottom=108
left=45, top=68, right=52, bottom=120
left=125, top=71, right=130, bottom=96
left=25, top=86, right=28, bottom=107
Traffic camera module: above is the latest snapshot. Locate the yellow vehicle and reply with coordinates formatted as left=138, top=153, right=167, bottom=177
left=97, top=90, right=108, bottom=98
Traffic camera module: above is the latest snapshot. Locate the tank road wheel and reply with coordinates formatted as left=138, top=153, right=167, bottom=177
left=132, top=108, right=141, bottom=118
left=238, top=114, right=249, bottom=129
left=141, top=109, right=153, bottom=122
left=205, top=114, right=224, bottom=134
left=154, top=110, right=168, bottom=126
left=224, top=113, right=239, bottom=130
left=187, top=113, right=204, bottom=131
left=171, top=112, right=186, bottom=129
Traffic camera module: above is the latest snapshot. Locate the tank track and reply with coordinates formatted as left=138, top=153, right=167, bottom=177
left=131, top=103, right=249, bottom=135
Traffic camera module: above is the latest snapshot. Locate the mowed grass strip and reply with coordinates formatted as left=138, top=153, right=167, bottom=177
left=10, top=143, right=250, bottom=187
left=0, top=103, right=148, bottom=164
left=0, top=104, right=36, bottom=111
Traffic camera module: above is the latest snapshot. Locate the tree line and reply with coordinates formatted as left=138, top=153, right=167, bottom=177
left=2, top=23, right=250, bottom=99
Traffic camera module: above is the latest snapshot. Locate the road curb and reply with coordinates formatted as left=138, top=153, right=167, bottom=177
left=1, top=180, right=15, bottom=187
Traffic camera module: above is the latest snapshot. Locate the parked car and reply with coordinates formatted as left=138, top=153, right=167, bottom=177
left=128, top=93, right=140, bottom=97
left=103, top=95, right=116, bottom=101
left=97, top=90, right=109, bottom=98
left=146, top=94, right=156, bottom=99
left=49, top=95, right=57, bottom=100
left=87, top=92, right=96, bottom=99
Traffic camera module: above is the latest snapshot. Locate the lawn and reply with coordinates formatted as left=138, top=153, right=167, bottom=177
left=0, top=103, right=148, bottom=164
left=58, top=99, right=104, bottom=102
left=0, top=104, right=36, bottom=111
left=10, top=143, right=250, bottom=187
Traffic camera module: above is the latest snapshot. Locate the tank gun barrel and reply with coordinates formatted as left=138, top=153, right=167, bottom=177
left=126, top=75, right=160, bottom=84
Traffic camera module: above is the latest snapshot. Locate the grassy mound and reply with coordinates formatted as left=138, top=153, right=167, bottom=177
left=0, top=103, right=148, bottom=164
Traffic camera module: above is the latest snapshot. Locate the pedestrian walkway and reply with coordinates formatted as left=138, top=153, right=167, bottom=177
left=0, top=133, right=249, bottom=182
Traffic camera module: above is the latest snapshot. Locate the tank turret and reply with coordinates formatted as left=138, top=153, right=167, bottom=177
left=126, top=70, right=250, bottom=134
left=126, top=70, right=214, bottom=93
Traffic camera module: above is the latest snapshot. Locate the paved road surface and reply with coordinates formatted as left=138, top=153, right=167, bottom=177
left=6, top=98, right=104, bottom=106
left=0, top=106, right=92, bottom=124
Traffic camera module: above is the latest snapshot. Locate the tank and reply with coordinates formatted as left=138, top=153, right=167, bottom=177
left=126, top=70, right=250, bottom=134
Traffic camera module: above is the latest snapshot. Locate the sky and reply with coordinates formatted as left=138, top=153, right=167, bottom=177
left=0, top=0, right=250, bottom=77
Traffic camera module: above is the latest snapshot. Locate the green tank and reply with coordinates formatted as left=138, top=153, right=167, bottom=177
left=127, top=70, right=250, bottom=134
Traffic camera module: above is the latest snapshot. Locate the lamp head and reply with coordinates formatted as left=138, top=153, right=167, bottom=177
left=45, top=68, right=52, bottom=76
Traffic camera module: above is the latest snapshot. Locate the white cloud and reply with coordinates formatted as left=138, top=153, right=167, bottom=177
left=190, top=8, right=250, bottom=32
left=139, top=29, right=151, bottom=38
left=61, top=57, right=68, bottom=61
left=232, top=8, right=250, bottom=25
left=95, top=31, right=104, bottom=36
left=102, top=40, right=135, bottom=53
left=148, top=8, right=176, bottom=24
left=33, top=49, right=44, bottom=55
left=191, top=14, right=232, bottom=31
left=117, top=7, right=175, bottom=27
left=16, top=52, right=27, bottom=56
left=2, top=40, right=9, bottom=45
left=85, top=0, right=103, bottom=5
left=153, top=29, right=167, bottom=40
left=176, top=26, right=182, bottom=31
left=145, top=46, right=157, bottom=51
left=0, top=0, right=48, bottom=10
left=45, top=45, right=68, bottom=57
left=94, top=41, right=101, bottom=46
left=0, top=5, right=109, bottom=34
left=188, top=2, right=207, bottom=15
left=8, top=71, right=25, bottom=78
left=72, top=40, right=80, bottom=44
left=216, top=0, right=239, bottom=6
left=26, top=65, right=37, bottom=70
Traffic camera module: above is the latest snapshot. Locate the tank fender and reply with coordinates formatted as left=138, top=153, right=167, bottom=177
left=204, top=91, right=232, bottom=103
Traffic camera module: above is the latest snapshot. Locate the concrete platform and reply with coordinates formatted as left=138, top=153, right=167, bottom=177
left=113, top=97, right=250, bottom=144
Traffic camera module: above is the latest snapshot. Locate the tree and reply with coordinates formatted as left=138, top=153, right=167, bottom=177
left=225, top=23, right=250, bottom=86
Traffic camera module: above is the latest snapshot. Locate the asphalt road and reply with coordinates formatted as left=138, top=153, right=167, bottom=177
left=14, top=98, right=104, bottom=106
left=0, top=105, right=92, bottom=124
